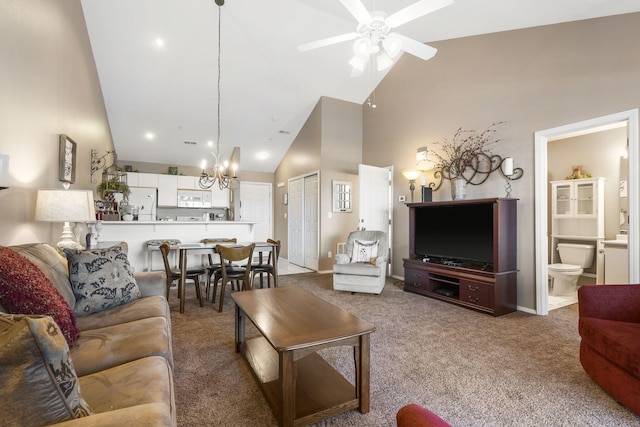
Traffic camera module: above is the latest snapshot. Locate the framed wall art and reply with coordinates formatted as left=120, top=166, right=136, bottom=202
left=59, top=134, right=76, bottom=185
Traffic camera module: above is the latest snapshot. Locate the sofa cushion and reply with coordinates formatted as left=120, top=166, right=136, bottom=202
left=76, top=295, right=170, bottom=332
left=70, top=316, right=173, bottom=377
left=351, top=239, right=379, bottom=263
left=0, top=246, right=79, bottom=345
left=65, top=244, right=142, bottom=317
left=0, top=313, right=92, bottom=426
left=579, top=317, right=640, bottom=378
left=9, top=243, right=76, bottom=307
left=79, top=356, right=175, bottom=420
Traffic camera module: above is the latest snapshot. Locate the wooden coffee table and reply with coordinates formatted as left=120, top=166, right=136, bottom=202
left=232, top=286, right=375, bottom=427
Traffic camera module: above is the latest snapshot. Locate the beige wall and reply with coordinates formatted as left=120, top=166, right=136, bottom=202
left=274, top=97, right=362, bottom=269
left=0, top=0, right=113, bottom=246
left=364, top=13, right=640, bottom=310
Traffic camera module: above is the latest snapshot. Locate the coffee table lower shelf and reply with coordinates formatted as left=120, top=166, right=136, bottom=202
left=241, top=336, right=359, bottom=426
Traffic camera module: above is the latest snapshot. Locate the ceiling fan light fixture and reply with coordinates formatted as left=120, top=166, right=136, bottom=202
left=353, top=37, right=371, bottom=56
left=349, top=55, right=368, bottom=72
left=382, top=35, right=402, bottom=58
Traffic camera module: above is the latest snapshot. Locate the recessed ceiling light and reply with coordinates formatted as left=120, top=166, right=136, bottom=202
left=256, top=151, right=269, bottom=160
left=144, top=132, right=155, bottom=140
left=207, top=140, right=214, bottom=147
left=155, top=38, right=165, bottom=48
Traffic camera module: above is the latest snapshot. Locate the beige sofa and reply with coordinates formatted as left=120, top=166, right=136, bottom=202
left=0, top=243, right=175, bottom=426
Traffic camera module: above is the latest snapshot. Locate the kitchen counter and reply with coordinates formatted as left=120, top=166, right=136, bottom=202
left=91, top=220, right=257, bottom=272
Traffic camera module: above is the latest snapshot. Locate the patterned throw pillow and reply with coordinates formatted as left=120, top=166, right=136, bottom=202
left=0, top=246, right=79, bottom=346
left=65, top=244, right=141, bottom=317
left=0, top=313, right=93, bottom=425
left=351, top=239, right=379, bottom=263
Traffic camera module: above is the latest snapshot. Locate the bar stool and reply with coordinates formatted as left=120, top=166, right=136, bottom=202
left=146, top=239, right=181, bottom=271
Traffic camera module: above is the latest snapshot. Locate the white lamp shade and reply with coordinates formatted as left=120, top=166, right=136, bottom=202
left=35, top=189, right=96, bottom=222
left=402, top=170, right=422, bottom=181
left=0, top=154, right=9, bottom=188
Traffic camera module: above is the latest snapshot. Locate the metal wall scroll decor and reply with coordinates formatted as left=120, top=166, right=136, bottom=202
left=426, top=152, right=523, bottom=192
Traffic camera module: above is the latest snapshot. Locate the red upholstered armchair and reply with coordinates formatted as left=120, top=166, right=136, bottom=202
left=396, top=404, right=451, bottom=427
left=578, top=284, right=640, bottom=416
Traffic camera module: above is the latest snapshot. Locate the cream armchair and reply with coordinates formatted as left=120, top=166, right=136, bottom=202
left=333, top=230, right=388, bottom=294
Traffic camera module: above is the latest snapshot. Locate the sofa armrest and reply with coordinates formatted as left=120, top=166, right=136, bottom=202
left=374, top=256, right=387, bottom=268
left=134, top=271, right=167, bottom=297
left=335, top=253, right=350, bottom=264
left=578, top=284, right=640, bottom=323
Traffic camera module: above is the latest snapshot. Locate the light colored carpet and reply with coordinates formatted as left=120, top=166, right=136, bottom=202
left=169, top=273, right=640, bottom=426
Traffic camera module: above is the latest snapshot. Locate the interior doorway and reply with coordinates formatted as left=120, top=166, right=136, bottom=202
left=239, top=182, right=273, bottom=242
left=534, top=109, right=639, bottom=315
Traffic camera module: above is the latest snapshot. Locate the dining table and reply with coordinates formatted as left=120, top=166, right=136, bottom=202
left=175, top=241, right=278, bottom=313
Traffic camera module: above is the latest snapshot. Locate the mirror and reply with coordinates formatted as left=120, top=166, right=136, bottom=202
left=332, top=180, right=352, bottom=212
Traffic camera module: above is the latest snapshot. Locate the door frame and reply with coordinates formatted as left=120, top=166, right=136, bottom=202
left=534, top=109, right=639, bottom=315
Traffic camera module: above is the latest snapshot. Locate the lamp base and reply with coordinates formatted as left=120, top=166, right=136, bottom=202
left=57, top=222, right=85, bottom=250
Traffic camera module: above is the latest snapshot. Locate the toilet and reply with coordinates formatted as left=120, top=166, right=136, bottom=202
left=548, top=243, right=595, bottom=296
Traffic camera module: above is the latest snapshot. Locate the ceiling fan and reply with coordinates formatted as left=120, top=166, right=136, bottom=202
left=298, top=0, right=453, bottom=76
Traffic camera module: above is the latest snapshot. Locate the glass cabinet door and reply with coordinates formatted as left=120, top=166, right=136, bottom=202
left=575, top=181, right=596, bottom=217
left=552, top=182, right=573, bottom=217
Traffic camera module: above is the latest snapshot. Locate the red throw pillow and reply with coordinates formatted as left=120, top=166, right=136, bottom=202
left=0, top=247, right=79, bottom=346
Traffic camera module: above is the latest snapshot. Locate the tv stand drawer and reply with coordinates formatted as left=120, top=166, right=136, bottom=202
left=460, top=279, right=490, bottom=308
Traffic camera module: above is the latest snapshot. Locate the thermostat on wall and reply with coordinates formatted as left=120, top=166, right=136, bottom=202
left=399, top=195, right=406, bottom=202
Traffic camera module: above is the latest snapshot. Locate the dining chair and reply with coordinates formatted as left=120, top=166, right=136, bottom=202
left=212, top=243, right=255, bottom=312
left=250, top=239, right=281, bottom=288
left=202, top=238, right=237, bottom=301
left=159, top=241, right=205, bottom=308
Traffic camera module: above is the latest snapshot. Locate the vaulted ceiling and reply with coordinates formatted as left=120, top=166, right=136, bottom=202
left=81, top=0, right=640, bottom=173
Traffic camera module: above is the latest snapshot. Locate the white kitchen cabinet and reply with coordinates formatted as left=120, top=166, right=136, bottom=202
left=138, top=173, right=159, bottom=188
left=157, top=175, right=178, bottom=206
left=126, top=172, right=158, bottom=188
left=177, top=175, right=197, bottom=189
left=211, top=187, right=230, bottom=208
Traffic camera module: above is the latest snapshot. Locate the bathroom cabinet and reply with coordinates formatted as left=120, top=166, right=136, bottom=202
left=550, top=177, right=605, bottom=283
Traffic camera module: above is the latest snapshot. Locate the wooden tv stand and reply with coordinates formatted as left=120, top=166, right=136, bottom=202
left=403, top=198, right=517, bottom=316
left=403, top=258, right=517, bottom=316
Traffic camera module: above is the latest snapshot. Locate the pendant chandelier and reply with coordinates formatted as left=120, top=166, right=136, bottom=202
left=199, top=0, right=239, bottom=190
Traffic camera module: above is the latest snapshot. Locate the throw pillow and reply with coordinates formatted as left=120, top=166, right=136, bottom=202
left=0, top=246, right=79, bottom=346
left=351, top=239, right=379, bottom=263
left=0, top=313, right=93, bottom=425
left=65, top=244, right=141, bottom=317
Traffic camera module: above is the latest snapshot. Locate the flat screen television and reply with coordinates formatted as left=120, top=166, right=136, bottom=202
left=413, top=203, right=494, bottom=267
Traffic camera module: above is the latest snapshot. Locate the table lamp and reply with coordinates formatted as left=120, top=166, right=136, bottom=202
left=35, top=189, right=96, bottom=249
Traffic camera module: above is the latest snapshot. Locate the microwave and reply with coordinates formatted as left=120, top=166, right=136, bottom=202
left=177, top=190, right=212, bottom=208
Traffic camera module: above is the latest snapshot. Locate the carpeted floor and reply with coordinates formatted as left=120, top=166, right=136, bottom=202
left=169, top=273, right=640, bottom=426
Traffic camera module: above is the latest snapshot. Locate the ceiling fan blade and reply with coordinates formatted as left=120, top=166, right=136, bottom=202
left=393, top=33, right=438, bottom=60
left=339, top=0, right=372, bottom=25
left=386, top=0, right=453, bottom=28
left=298, top=32, right=358, bottom=52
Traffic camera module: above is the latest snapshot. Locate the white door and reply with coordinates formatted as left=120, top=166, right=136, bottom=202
left=358, top=164, right=392, bottom=271
left=288, top=177, right=304, bottom=265
left=304, top=175, right=319, bottom=270
left=239, top=182, right=272, bottom=242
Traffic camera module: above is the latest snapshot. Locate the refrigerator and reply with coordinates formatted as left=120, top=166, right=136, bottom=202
left=128, top=187, right=157, bottom=220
